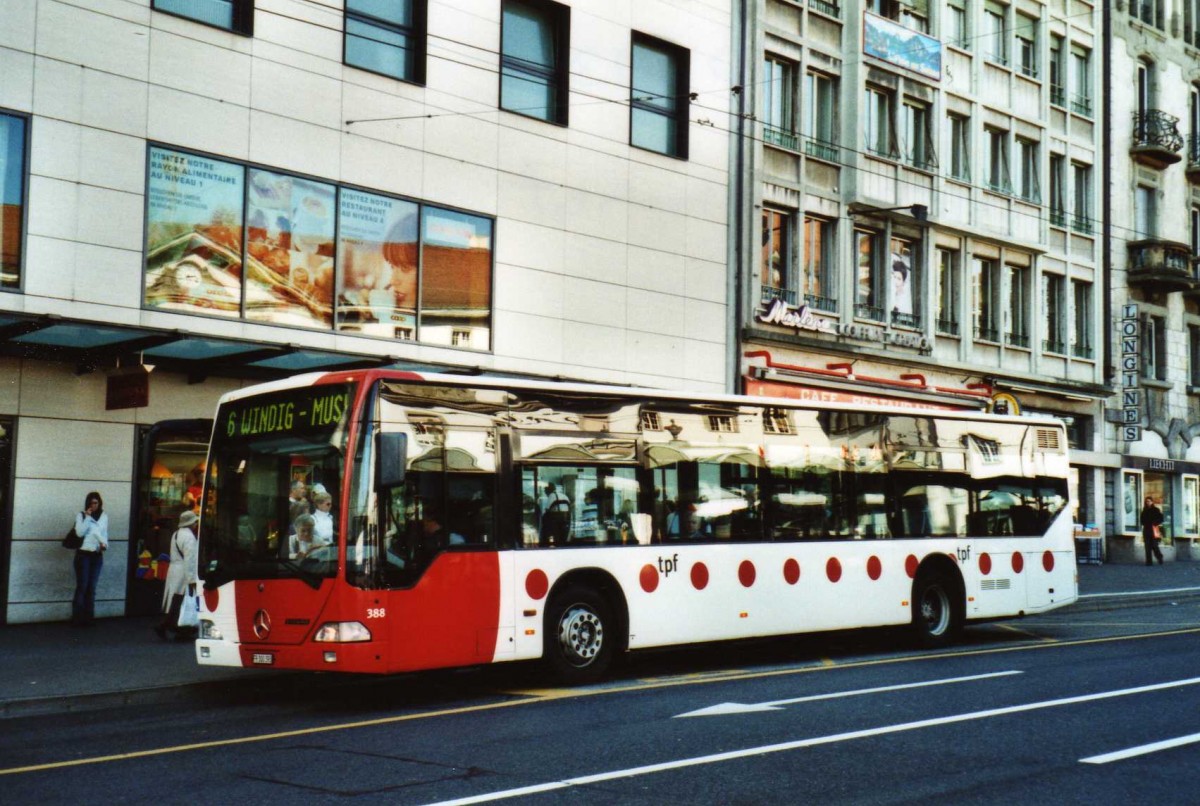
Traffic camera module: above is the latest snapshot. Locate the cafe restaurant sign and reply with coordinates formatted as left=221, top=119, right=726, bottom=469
left=756, top=297, right=931, bottom=351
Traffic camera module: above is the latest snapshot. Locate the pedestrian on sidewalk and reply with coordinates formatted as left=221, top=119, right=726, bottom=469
left=71, top=491, right=108, bottom=626
left=1141, top=496, right=1165, bottom=566
left=155, top=510, right=199, bottom=640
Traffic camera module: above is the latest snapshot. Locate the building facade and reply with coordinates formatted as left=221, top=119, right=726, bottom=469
left=734, top=0, right=1108, bottom=545
left=1106, top=0, right=1200, bottom=562
left=0, top=0, right=732, bottom=622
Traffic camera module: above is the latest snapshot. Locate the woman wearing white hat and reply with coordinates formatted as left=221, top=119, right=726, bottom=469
left=155, top=509, right=199, bottom=640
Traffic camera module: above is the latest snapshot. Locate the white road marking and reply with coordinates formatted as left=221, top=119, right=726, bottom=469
left=1081, top=732, right=1200, bottom=764
left=675, top=670, right=1023, bottom=717
left=425, top=676, right=1200, bottom=806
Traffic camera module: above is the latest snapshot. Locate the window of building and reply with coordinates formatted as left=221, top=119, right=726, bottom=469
left=1016, top=13, right=1038, bottom=77
left=1187, top=0, right=1200, bottom=48
left=803, top=71, right=838, bottom=161
left=890, top=236, right=918, bottom=328
left=1007, top=263, right=1030, bottom=347
left=153, top=0, right=253, bottom=34
left=864, top=86, right=896, bottom=158
left=1043, top=273, right=1065, bottom=353
left=0, top=112, right=27, bottom=291
left=936, top=247, right=960, bottom=335
left=947, top=112, right=970, bottom=181
left=1131, top=0, right=1164, bottom=29
left=1072, top=162, right=1092, bottom=233
left=856, top=228, right=885, bottom=321
left=867, top=0, right=901, bottom=19
left=899, top=0, right=929, bottom=32
left=1049, top=35, right=1065, bottom=106
left=630, top=34, right=690, bottom=158
left=345, top=0, right=425, bottom=84
left=973, top=257, right=1001, bottom=342
left=144, top=145, right=495, bottom=348
left=1146, top=315, right=1168, bottom=382
left=983, top=1, right=1008, bottom=65
left=1015, top=138, right=1040, bottom=203
left=1070, top=45, right=1092, bottom=117
left=946, top=0, right=968, bottom=48
left=761, top=208, right=793, bottom=301
left=1071, top=279, right=1092, bottom=358
left=501, top=0, right=570, bottom=124
left=801, top=215, right=837, bottom=311
left=1190, top=326, right=1200, bottom=386
left=983, top=127, right=1011, bottom=193
left=1135, top=185, right=1156, bottom=238
left=763, top=56, right=798, bottom=149
left=1049, top=154, right=1065, bottom=226
left=1192, top=206, right=1200, bottom=257
left=901, top=100, right=937, bottom=170
left=1191, top=86, right=1200, bottom=162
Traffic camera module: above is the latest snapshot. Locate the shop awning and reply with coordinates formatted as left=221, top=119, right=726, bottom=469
left=0, top=312, right=446, bottom=381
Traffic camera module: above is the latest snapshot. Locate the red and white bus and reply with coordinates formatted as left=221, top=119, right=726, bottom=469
left=195, top=370, right=1077, bottom=682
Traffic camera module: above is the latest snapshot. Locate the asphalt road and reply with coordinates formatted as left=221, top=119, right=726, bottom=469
left=3, top=600, right=1200, bottom=804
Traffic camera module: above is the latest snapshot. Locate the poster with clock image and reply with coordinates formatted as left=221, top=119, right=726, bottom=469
left=144, top=147, right=245, bottom=317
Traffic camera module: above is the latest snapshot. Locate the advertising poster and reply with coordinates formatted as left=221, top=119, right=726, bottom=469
left=1, top=115, right=25, bottom=289
left=335, top=189, right=419, bottom=338
left=144, top=148, right=245, bottom=316
left=245, top=169, right=335, bottom=328
left=863, top=12, right=942, bottom=81
left=420, top=209, right=493, bottom=349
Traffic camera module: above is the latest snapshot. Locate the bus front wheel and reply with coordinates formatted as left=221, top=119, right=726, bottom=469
left=544, top=585, right=614, bottom=684
left=911, top=571, right=963, bottom=648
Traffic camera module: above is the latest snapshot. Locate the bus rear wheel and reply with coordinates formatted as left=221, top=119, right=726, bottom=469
left=544, top=585, right=614, bottom=684
left=911, top=571, right=963, bottom=648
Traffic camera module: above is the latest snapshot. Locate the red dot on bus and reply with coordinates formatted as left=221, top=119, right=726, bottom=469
left=979, top=553, right=992, bottom=576
left=905, top=554, right=918, bottom=578
left=203, top=588, right=219, bottom=613
left=783, top=558, right=800, bottom=585
left=525, top=569, right=549, bottom=600
left=866, top=555, right=882, bottom=580
left=738, top=560, right=756, bottom=588
left=1042, top=551, right=1055, bottom=573
left=691, top=562, right=709, bottom=590
left=826, top=557, right=842, bottom=583
left=640, top=564, right=659, bottom=593
left=1012, top=552, right=1025, bottom=573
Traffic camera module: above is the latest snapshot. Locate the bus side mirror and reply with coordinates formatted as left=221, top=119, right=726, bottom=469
left=376, top=432, right=407, bottom=489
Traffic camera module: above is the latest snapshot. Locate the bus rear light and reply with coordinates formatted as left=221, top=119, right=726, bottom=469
left=200, top=620, right=223, bottom=640
left=525, top=629, right=536, bottom=636
left=523, top=609, right=537, bottom=617
left=313, top=622, right=371, bottom=643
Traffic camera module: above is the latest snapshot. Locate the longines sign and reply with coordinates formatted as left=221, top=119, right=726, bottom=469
left=756, top=297, right=931, bottom=351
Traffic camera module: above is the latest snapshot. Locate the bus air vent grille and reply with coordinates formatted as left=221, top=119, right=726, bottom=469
left=1035, top=428, right=1061, bottom=452
left=981, top=579, right=1011, bottom=591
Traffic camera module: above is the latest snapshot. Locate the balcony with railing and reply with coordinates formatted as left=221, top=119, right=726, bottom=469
left=891, top=310, right=921, bottom=329
left=1188, top=134, right=1200, bottom=183
left=1043, top=338, right=1066, bottom=354
left=763, top=124, right=800, bottom=152
left=803, top=293, right=838, bottom=313
left=760, top=285, right=798, bottom=305
left=1071, top=341, right=1094, bottom=360
left=804, top=138, right=839, bottom=163
left=975, top=325, right=1000, bottom=343
left=808, top=0, right=840, bottom=17
left=1007, top=331, right=1031, bottom=349
left=1127, top=239, right=1197, bottom=293
left=936, top=318, right=960, bottom=337
left=1131, top=110, right=1184, bottom=169
left=855, top=303, right=885, bottom=322
left=1070, top=93, right=1092, bottom=117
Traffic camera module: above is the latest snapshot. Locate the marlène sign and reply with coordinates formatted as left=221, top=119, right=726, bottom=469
left=756, top=297, right=931, bottom=351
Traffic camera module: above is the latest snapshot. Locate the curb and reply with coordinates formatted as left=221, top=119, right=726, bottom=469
left=1069, top=587, right=1200, bottom=613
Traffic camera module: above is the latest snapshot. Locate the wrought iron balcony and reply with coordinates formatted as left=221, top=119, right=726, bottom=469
left=1007, top=332, right=1031, bottom=349
left=1188, top=134, right=1200, bottom=183
left=1131, top=110, right=1184, bottom=168
left=891, top=310, right=921, bottom=329
left=936, top=318, right=959, bottom=336
left=808, top=0, right=840, bottom=17
left=803, top=293, right=838, bottom=313
left=1127, top=239, right=1197, bottom=293
left=760, top=285, right=798, bottom=305
left=804, top=138, right=839, bottom=163
left=1043, top=338, right=1066, bottom=354
left=763, top=125, right=800, bottom=152
left=1071, top=341, right=1094, bottom=360
left=855, top=303, right=885, bottom=322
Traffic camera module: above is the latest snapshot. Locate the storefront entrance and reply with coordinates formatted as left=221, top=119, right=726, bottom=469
left=126, top=420, right=211, bottom=616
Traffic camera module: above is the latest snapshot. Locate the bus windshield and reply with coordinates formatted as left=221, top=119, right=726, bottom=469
left=200, top=382, right=355, bottom=588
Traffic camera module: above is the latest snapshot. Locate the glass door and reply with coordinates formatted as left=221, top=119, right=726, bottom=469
left=127, top=420, right=211, bottom=616
left=0, top=418, right=12, bottom=625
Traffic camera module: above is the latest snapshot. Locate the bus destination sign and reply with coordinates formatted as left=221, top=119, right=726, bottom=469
left=218, top=384, right=354, bottom=442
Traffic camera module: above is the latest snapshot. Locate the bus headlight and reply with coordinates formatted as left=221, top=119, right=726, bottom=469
left=200, top=620, right=223, bottom=640
left=313, top=622, right=371, bottom=643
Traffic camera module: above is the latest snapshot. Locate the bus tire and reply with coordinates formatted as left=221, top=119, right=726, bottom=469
left=544, top=585, right=614, bottom=684
left=910, top=571, right=963, bottom=648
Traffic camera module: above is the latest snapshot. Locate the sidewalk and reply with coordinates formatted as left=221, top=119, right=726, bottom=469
left=2, top=561, right=1199, bottom=719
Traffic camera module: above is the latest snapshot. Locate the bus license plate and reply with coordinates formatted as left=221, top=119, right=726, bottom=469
left=252, top=653, right=274, bottom=665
